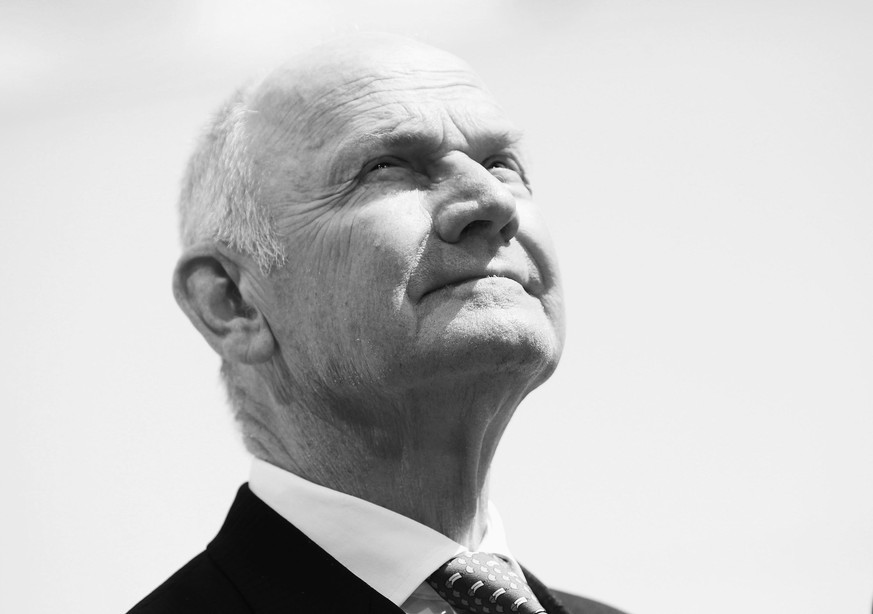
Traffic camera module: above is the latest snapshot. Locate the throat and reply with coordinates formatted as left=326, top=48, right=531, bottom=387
left=256, top=382, right=517, bottom=545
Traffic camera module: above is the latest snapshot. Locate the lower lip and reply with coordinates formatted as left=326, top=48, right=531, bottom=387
left=426, top=276, right=525, bottom=297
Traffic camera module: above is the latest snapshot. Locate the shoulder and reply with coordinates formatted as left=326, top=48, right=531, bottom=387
left=551, top=589, right=631, bottom=614
left=126, top=551, right=251, bottom=614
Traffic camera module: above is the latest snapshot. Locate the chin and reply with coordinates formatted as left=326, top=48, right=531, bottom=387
left=407, top=308, right=564, bottom=389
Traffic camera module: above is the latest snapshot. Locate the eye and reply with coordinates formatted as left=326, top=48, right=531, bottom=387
left=483, top=155, right=525, bottom=180
left=365, top=158, right=403, bottom=175
left=482, top=155, right=522, bottom=173
left=482, top=155, right=531, bottom=191
left=485, top=159, right=511, bottom=170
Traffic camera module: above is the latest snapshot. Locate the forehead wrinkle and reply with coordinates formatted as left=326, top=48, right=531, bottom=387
left=252, top=55, right=488, bottom=138
left=337, top=111, right=525, bottom=161
left=295, top=68, right=487, bottom=139
left=253, top=64, right=526, bottom=190
left=310, top=66, right=484, bottom=110
left=352, top=114, right=446, bottom=154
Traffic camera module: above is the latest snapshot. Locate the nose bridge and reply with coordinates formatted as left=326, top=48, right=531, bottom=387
left=431, top=154, right=519, bottom=243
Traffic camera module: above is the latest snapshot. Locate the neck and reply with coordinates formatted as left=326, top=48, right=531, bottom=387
left=246, top=373, right=526, bottom=547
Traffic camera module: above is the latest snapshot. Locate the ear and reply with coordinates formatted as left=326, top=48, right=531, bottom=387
left=172, top=244, right=276, bottom=365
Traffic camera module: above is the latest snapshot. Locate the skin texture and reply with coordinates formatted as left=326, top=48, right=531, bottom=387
left=174, top=35, right=566, bottom=547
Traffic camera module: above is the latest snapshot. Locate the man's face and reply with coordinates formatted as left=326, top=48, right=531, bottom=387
left=249, top=41, right=565, bottom=404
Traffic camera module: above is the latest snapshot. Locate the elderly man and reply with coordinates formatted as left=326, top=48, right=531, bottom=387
left=129, top=34, right=627, bottom=614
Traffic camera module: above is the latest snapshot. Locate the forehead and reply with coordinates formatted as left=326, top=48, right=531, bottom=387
left=251, top=55, right=521, bottom=161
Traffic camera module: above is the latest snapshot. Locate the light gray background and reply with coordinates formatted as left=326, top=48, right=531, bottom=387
left=2, top=1, right=872, bottom=613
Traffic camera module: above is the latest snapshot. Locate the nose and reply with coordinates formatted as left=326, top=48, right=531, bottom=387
left=431, top=156, right=520, bottom=244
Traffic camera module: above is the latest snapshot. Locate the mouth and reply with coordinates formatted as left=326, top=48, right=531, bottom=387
left=421, top=272, right=528, bottom=300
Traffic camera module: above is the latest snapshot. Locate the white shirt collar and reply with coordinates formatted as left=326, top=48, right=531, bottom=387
left=248, top=457, right=515, bottom=606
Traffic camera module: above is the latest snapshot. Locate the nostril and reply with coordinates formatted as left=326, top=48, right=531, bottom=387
left=500, top=214, right=520, bottom=242
left=460, top=219, right=492, bottom=238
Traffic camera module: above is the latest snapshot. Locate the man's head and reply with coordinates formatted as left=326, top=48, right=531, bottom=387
left=173, top=35, right=565, bottom=452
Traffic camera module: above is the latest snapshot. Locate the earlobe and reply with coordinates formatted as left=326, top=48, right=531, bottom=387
left=173, top=245, right=276, bottom=365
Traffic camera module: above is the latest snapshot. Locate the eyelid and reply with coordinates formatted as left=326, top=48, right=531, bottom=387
left=482, top=153, right=530, bottom=187
left=482, top=153, right=522, bottom=171
left=362, top=156, right=406, bottom=175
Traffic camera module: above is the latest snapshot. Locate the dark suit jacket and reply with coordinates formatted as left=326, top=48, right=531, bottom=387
left=128, top=484, right=628, bottom=614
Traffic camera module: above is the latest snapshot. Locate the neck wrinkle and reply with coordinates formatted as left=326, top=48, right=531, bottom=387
left=252, top=368, right=526, bottom=546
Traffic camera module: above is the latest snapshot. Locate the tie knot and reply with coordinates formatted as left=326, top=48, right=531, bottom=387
left=427, top=552, right=546, bottom=614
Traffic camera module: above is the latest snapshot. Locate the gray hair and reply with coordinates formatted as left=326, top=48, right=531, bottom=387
left=179, top=87, right=292, bottom=449
left=178, top=86, right=286, bottom=272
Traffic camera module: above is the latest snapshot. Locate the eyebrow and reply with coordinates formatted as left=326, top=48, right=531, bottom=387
left=338, top=123, right=526, bottom=160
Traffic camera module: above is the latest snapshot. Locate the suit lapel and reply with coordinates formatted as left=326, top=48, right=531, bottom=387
left=205, top=486, right=574, bottom=614
left=521, top=565, right=572, bottom=614
left=206, top=484, right=404, bottom=614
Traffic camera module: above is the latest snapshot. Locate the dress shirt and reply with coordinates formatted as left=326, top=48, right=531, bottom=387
left=249, top=457, right=519, bottom=614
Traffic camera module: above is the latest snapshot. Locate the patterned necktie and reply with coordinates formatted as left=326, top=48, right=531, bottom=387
left=427, top=552, right=547, bottom=614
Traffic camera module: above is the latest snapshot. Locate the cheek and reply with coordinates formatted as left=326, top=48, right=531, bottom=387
left=517, top=205, right=561, bottom=284
left=280, top=191, right=430, bottom=313
left=345, top=193, right=431, bottom=306
left=516, top=204, right=566, bottom=333
left=330, top=194, right=432, bottom=374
